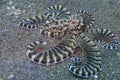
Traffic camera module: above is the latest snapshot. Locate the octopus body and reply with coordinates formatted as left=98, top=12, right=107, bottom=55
left=26, top=34, right=76, bottom=66
left=19, top=5, right=119, bottom=78
left=39, top=18, right=85, bottom=37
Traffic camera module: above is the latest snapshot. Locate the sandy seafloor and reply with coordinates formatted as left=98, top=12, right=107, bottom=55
left=0, top=0, right=120, bottom=80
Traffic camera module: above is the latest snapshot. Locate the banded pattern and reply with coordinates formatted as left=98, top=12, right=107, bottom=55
left=76, top=9, right=95, bottom=29
left=39, top=19, right=70, bottom=37
left=18, top=14, right=50, bottom=29
left=42, top=19, right=70, bottom=28
left=26, top=34, right=76, bottom=66
left=39, top=28, right=66, bottom=37
left=39, top=19, right=85, bottom=38
left=19, top=4, right=120, bottom=79
left=68, top=33, right=101, bottom=78
left=88, top=29, right=119, bottom=50
left=45, top=5, right=71, bottom=19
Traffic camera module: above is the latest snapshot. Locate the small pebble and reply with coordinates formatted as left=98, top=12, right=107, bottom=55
left=8, top=1, right=13, bottom=5
left=94, top=75, right=98, bottom=78
left=50, top=73, right=54, bottom=76
left=11, top=6, right=15, bottom=9
left=117, top=52, right=120, bottom=58
left=43, top=41, right=47, bottom=45
left=112, top=71, right=115, bottom=74
left=6, top=7, right=11, bottom=10
left=7, top=74, right=14, bottom=80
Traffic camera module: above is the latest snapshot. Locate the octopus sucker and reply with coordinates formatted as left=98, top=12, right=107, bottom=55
left=67, top=34, right=101, bottom=78
left=88, top=29, right=119, bottom=50
left=45, top=5, right=71, bottom=19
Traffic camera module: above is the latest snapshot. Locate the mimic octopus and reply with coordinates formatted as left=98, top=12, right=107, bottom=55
left=18, top=5, right=119, bottom=78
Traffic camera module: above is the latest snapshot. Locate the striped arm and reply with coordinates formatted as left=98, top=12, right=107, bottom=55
left=67, top=33, right=101, bottom=78
left=18, top=15, right=50, bottom=29
left=88, top=29, right=119, bottom=50
left=45, top=5, right=71, bottom=20
left=39, top=28, right=66, bottom=37
left=76, top=9, right=95, bottom=29
left=26, top=34, right=76, bottom=66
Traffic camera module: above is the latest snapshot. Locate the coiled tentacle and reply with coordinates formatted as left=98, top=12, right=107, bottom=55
left=26, top=34, right=76, bottom=66
left=76, top=9, right=95, bottom=29
left=67, top=33, right=101, bottom=78
left=88, top=29, right=119, bottom=50
left=18, top=15, right=50, bottom=29
left=45, top=5, right=71, bottom=19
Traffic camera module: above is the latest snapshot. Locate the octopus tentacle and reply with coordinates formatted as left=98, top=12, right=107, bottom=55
left=76, top=9, right=95, bottom=29
left=67, top=33, right=101, bottom=78
left=18, top=14, right=50, bottom=29
left=88, top=29, right=119, bottom=50
left=26, top=34, right=76, bottom=66
left=45, top=5, right=71, bottom=19
left=39, top=28, right=66, bottom=37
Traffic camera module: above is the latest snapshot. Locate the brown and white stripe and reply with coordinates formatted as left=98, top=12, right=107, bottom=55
left=67, top=33, right=102, bottom=78
left=18, top=14, right=50, bottom=29
left=88, top=29, right=119, bottom=50
left=26, top=34, right=76, bottom=66
left=45, top=5, right=71, bottom=19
